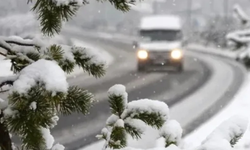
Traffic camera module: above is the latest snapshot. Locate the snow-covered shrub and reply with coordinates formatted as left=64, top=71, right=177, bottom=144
left=97, top=85, right=249, bottom=150
left=226, top=4, right=250, bottom=68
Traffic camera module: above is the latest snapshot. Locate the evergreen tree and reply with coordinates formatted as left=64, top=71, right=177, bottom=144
left=227, top=4, right=250, bottom=68
left=0, top=0, right=138, bottom=150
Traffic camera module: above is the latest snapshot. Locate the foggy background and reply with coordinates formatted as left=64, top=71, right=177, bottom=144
left=0, top=0, right=250, bottom=47
left=2, top=0, right=250, bottom=25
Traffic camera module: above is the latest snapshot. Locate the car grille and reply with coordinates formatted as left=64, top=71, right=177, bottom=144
left=148, top=51, right=171, bottom=59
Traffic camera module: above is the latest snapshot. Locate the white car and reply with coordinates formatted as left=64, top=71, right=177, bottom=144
left=134, top=15, right=185, bottom=72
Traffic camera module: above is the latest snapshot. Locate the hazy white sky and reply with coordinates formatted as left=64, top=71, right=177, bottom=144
left=138, top=0, right=250, bottom=15
left=0, top=0, right=249, bottom=16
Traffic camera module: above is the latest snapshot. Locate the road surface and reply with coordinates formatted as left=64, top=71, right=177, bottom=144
left=54, top=31, right=245, bottom=150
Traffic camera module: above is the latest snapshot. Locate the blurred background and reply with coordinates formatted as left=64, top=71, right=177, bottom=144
left=0, top=0, right=250, bottom=49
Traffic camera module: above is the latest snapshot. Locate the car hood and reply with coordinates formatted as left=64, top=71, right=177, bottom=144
left=138, top=41, right=181, bottom=51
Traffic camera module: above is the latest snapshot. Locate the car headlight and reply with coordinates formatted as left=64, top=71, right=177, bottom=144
left=171, top=49, right=183, bottom=59
left=137, top=50, right=148, bottom=59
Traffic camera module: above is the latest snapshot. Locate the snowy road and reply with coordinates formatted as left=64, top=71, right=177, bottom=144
left=51, top=34, right=211, bottom=150
left=52, top=31, right=244, bottom=150
left=1, top=30, right=245, bottom=150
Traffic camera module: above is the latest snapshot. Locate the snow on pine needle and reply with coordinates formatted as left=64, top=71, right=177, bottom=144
left=108, top=84, right=128, bottom=106
left=98, top=84, right=171, bottom=149
left=52, top=143, right=65, bottom=150
left=59, top=44, right=76, bottom=63
left=159, top=120, right=183, bottom=147
left=123, top=117, right=146, bottom=138
left=12, top=59, right=68, bottom=94
left=40, top=127, right=55, bottom=149
left=121, top=99, right=169, bottom=128
left=72, top=45, right=108, bottom=70
left=0, top=34, right=106, bottom=76
left=106, top=114, right=120, bottom=126
left=29, top=101, right=37, bottom=110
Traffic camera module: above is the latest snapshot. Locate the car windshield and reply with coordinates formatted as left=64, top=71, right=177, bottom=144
left=139, top=29, right=182, bottom=42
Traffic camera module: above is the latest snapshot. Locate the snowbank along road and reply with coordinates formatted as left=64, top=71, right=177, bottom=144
left=1, top=29, right=245, bottom=150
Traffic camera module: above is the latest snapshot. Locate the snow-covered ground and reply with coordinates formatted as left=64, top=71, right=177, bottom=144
left=187, top=44, right=242, bottom=59
left=183, top=73, right=250, bottom=149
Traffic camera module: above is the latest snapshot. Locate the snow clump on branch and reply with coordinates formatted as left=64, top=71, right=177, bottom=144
left=12, top=59, right=68, bottom=94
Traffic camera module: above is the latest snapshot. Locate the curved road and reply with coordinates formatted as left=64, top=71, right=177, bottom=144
left=0, top=30, right=245, bottom=150
left=54, top=31, right=244, bottom=149
left=52, top=33, right=210, bottom=149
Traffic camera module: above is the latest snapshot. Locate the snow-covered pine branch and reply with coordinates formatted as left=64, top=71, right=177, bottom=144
left=0, top=35, right=106, bottom=77
left=27, top=0, right=139, bottom=36
left=1, top=52, right=99, bottom=149
left=159, top=120, right=183, bottom=147
left=197, top=115, right=248, bottom=150
left=98, top=84, right=174, bottom=150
